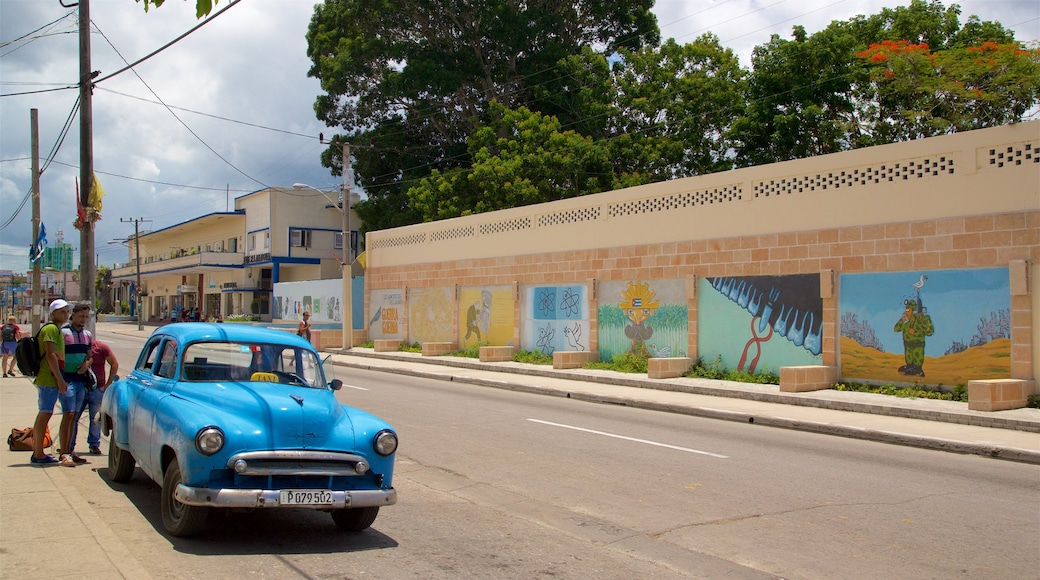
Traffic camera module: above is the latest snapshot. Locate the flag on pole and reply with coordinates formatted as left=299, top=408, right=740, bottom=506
left=30, top=222, right=47, bottom=263
left=75, top=177, right=87, bottom=225
left=88, top=172, right=105, bottom=214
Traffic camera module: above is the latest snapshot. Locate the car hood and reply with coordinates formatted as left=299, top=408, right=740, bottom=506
left=174, top=381, right=351, bottom=450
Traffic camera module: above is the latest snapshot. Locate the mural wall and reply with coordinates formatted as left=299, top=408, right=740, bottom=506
left=598, top=279, right=687, bottom=362
left=273, top=277, right=365, bottom=328
left=458, top=285, right=515, bottom=347
left=407, top=287, right=455, bottom=344
left=840, top=268, right=1010, bottom=384
left=273, top=278, right=342, bottom=324
left=698, top=275, right=823, bottom=373
left=520, top=284, right=590, bottom=355
left=368, top=288, right=404, bottom=340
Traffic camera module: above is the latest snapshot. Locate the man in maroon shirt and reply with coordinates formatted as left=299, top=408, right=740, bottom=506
left=72, top=340, right=119, bottom=455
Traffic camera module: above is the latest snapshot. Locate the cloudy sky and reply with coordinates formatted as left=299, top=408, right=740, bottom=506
left=1, top=0, right=1037, bottom=274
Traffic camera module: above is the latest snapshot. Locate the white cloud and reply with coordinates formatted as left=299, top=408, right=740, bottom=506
left=1, top=0, right=1036, bottom=272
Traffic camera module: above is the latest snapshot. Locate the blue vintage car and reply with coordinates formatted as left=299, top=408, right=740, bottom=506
left=101, top=323, right=397, bottom=537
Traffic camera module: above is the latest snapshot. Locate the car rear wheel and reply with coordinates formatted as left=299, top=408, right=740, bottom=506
left=107, top=434, right=136, bottom=483
left=331, top=506, right=379, bottom=531
left=161, top=461, right=209, bottom=537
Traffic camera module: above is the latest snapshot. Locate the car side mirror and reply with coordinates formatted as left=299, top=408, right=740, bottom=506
left=330, top=379, right=343, bottom=391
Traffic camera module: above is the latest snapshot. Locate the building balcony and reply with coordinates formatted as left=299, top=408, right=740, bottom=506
left=112, top=251, right=244, bottom=279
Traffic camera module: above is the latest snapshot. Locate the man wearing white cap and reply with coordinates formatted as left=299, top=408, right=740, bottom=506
left=30, top=299, right=77, bottom=466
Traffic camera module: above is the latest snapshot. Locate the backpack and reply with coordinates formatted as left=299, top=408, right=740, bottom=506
left=14, top=322, right=55, bottom=378
left=1, top=324, right=16, bottom=341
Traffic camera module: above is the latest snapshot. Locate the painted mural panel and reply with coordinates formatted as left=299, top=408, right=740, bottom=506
left=368, top=289, right=404, bottom=340
left=273, top=278, right=342, bottom=324
left=698, top=275, right=823, bottom=373
left=273, top=277, right=365, bottom=329
left=407, top=287, right=454, bottom=343
left=458, top=285, right=515, bottom=347
left=598, top=279, right=687, bottom=361
left=520, top=284, right=589, bottom=354
left=840, top=268, right=1010, bottom=384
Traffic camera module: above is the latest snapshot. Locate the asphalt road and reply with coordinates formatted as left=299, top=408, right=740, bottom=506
left=78, top=333, right=1040, bottom=579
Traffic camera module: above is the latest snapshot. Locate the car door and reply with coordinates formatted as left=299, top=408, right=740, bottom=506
left=129, top=337, right=177, bottom=479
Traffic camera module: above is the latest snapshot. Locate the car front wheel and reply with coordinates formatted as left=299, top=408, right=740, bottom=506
left=107, top=434, right=136, bottom=483
left=332, top=506, right=379, bottom=531
left=161, top=461, right=209, bottom=537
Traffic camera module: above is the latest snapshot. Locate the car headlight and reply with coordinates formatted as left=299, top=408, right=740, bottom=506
left=195, top=426, right=225, bottom=456
left=373, top=430, right=398, bottom=456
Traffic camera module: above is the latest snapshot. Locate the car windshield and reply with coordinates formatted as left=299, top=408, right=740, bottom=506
left=181, top=341, right=325, bottom=389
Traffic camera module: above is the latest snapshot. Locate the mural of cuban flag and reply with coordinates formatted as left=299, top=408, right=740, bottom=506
left=699, top=274, right=823, bottom=373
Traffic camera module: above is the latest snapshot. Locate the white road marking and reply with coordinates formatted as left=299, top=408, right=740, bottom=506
left=527, top=419, right=728, bottom=459
left=340, top=384, right=369, bottom=391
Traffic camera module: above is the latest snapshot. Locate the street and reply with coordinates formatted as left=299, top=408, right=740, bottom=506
left=46, top=332, right=1040, bottom=578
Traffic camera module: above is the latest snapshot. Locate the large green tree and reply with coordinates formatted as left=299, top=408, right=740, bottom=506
left=306, top=0, right=659, bottom=234
left=732, top=0, right=1021, bottom=165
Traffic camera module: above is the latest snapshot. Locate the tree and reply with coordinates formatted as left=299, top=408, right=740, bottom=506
left=306, top=0, right=659, bottom=233
left=732, top=0, right=1023, bottom=165
left=857, top=40, right=1040, bottom=141
left=406, top=102, right=620, bottom=221
left=136, top=0, right=217, bottom=19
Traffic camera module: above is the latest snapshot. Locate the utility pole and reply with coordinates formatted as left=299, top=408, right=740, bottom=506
left=31, top=109, right=41, bottom=334
left=121, top=218, right=149, bottom=331
left=78, top=0, right=96, bottom=332
left=341, top=142, right=353, bottom=350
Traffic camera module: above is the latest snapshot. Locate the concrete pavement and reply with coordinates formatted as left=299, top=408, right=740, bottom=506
left=2, top=320, right=1037, bottom=578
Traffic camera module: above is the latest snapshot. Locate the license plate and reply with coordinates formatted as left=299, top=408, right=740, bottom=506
left=279, top=489, right=333, bottom=505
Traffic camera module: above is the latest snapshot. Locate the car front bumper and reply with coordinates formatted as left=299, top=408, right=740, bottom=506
left=175, top=485, right=397, bottom=509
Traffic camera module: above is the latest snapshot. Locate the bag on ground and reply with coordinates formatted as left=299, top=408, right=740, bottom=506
left=7, top=426, right=53, bottom=451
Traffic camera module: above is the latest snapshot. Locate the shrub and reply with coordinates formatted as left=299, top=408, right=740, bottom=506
left=358, top=340, right=375, bottom=348
left=832, top=380, right=968, bottom=402
left=513, top=349, right=553, bottom=365
left=1028, top=393, right=1040, bottom=409
left=398, top=342, right=422, bottom=353
left=684, top=356, right=779, bottom=384
left=584, top=352, right=648, bottom=374
left=448, top=342, right=483, bottom=358
left=224, top=314, right=257, bottom=322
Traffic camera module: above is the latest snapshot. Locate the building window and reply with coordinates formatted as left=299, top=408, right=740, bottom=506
left=290, top=229, right=312, bottom=248
left=264, top=231, right=270, bottom=249
left=334, top=232, right=343, bottom=250
left=249, top=234, right=256, bottom=251
left=228, top=237, right=238, bottom=253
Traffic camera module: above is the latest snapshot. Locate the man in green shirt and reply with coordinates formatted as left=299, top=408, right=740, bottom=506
left=31, top=300, right=73, bottom=465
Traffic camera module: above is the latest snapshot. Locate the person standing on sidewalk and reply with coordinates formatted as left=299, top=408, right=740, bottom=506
left=2, top=315, right=20, bottom=377
left=59, top=303, right=94, bottom=465
left=76, top=339, right=119, bottom=455
left=30, top=300, right=73, bottom=465
left=297, top=311, right=312, bottom=341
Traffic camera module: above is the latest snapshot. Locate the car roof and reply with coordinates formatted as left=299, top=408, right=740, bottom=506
left=149, top=323, right=312, bottom=347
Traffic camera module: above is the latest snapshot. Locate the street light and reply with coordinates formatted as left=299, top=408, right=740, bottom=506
left=293, top=183, right=352, bottom=350
left=108, top=236, right=142, bottom=331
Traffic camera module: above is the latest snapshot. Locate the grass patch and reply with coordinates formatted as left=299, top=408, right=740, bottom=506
left=398, top=342, right=422, bottom=353
left=584, top=352, right=648, bottom=374
left=833, top=381, right=969, bottom=402
left=513, top=349, right=553, bottom=365
left=684, top=356, right=779, bottom=384
left=358, top=340, right=375, bottom=348
left=447, top=343, right=482, bottom=358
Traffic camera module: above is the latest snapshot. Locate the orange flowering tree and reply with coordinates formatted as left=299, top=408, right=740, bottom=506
left=857, top=39, right=1040, bottom=141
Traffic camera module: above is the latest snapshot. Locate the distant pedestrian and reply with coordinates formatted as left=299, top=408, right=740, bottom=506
left=297, top=311, right=312, bottom=341
left=2, top=315, right=20, bottom=377
left=30, top=300, right=73, bottom=466
left=73, top=339, right=119, bottom=456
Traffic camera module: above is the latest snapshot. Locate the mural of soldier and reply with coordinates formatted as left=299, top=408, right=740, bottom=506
left=619, top=281, right=659, bottom=357
left=894, top=295, right=935, bottom=377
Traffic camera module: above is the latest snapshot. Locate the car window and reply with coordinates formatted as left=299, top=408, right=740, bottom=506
left=136, top=338, right=162, bottom=374
left=156, top=340, right=178, bottom=378
left=181, top=341, right=325, bottom=388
